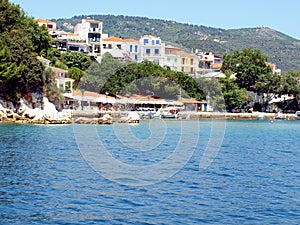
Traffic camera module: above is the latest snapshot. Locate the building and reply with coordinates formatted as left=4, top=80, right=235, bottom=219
left=36, top=18, right=66, bottom=38
left=58, top=33, right=88, bottom=53
left=196, top=52, right=224, bottom=78
left=265, top=62, right=281, bottom=75
left=122, top=38, right=140, bottom=62
left=139, top=35, right=165, bottom=66
left=74, top=18, right=103, bottom=56
left=36, top=18, right=56, bottom=30
left=177, top=51, right=197, bottom=75
left=164, top=45, right=181, bottom=71
left=36, top=56, right=51, bottom=67
left=102, top=36, right=123, bottom=53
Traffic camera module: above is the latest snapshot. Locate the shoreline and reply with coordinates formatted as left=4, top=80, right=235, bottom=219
left=1, top=111, right=299, bottom=125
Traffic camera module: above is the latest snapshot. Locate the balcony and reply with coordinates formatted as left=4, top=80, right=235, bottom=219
left=89, top=28, right=100, bottom=33
left=88, top=38, right=101, bottom=43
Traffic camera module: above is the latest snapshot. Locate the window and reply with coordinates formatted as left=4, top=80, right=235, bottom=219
left=190, top=68, right=194, bottom=74
left=130, top=45, right=133, bottom=52
left=154, top=60, right=159, bottom=65
left=191, top=58, right=194, bottom=65
left=181, top=67, right=184, bottom=72
left=90, top=23, right=99, bottom=29
left=135, top=45, right=138, bottom=52
left=156, top=40, right=160, bottom=44
left=144, top=39, right=149, bottom=44
left=154, top=49, right=159, bottom=55
left=146, top=49, right=150, bottom=55
left=88, top=33, right=100, bottom=42
left=152, top=40, right=155, bottom=45
left=182, top=58, right=185, bottom=64
left=117, top=44, right=121, bottom=49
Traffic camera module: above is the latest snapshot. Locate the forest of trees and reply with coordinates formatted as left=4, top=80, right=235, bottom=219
left=0, top=0, right=52, bottom=101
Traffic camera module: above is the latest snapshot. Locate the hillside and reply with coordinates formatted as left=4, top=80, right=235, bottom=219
left=53, top=15, right=300, bottom=73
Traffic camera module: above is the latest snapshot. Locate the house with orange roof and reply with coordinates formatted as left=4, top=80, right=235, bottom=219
left=102, top=36, right=123, bottom=53
left=36, top=18, right=57, bottom=30
left=265, top=62, right=281, bottom=75
left=36, top=18, right=65, bottom=38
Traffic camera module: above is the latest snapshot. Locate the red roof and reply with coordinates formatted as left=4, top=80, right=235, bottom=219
left=36, top=18, right=56, bottom=24
left=123, top=38, right=139, bottom=43
left=103, top=36, right=123, bottom=42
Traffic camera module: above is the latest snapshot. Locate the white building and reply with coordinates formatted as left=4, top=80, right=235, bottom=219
left=122, top=38, right=140, bottom=62
left=139, top=35, right=165, bottom=66
left=164, top=45, right=181, bottom=71
left=74, top=18, right=103, bottom=56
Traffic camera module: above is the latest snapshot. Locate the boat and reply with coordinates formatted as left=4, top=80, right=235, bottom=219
left=119, top=111, right=140, bottom=123
left=275, top=112, right=286, bottom=120
left=160, top=107, right=178, bottom=119
left=256, top=114, right=265, bottom=120
left=98, top=113, right=113, bottom=124
left=295, top=111, right=300, bottom=120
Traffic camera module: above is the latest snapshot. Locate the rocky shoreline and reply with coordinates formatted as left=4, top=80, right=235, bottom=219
left=0, top=97, right=72, bottom=124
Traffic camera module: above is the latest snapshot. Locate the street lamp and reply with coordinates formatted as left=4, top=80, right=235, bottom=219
left=81, top=89, right=85, bottom=110
left=105, top=91, right=109, bottom=111
left=126, top=93, right=130, bottom=111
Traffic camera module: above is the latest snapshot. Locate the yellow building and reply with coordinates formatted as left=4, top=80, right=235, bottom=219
left=177, top=51, right=197, bottom=76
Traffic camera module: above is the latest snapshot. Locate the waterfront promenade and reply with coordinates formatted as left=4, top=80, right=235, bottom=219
left=73, top=110, right=294, bottom=121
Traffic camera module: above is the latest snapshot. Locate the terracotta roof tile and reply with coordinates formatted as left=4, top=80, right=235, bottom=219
left=86, top=19, right=101, bottom=24
left=212, top=63, right=222, bottom=69
left=36, top=56, right=51, bottom=62
left=103, top=36, right=123, bottom=42
left=123, top=38, right=139, bottom=43
left=265, top=62, right=275, bottom=68
left=177, top=51, right=196, bottom=57
left=36, top=18, right=56, bottom=24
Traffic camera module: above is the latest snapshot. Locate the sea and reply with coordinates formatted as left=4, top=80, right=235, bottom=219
left=1, top=119, right=300, bottom=224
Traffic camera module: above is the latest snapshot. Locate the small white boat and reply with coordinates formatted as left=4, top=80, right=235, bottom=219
left=160, top=107, right=178, bottom=119
left=119, top=111, right=140, bottom=123
left=257, top=114, right=265, bottom=120
left=295, top=111, right=300, bottom=120
left=275, top=112, right=286, bottom=120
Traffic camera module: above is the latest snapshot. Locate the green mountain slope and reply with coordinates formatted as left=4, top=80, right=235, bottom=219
left=53, top=15, right=300, bottom=73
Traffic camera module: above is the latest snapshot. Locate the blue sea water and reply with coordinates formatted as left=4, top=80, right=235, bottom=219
left=1, top=120, right=300, bottom=224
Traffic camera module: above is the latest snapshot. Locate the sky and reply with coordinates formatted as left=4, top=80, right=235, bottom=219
left=10, top=0, right=300, bottom=40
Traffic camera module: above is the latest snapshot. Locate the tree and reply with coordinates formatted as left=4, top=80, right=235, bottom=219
left=0, top=0, right=54, bottom=102
left=100, top=60, right=205, bottom=100
left=254, top=72, right=281, bottom=111
left=68, top=67, right=86, bottom=89
left=219, top=74, right=251, bottom=111
left=78, top=52, right=124, bottom=92
left=62, top=52, right=91, bottom=71
left=278, top=70, right=300, bottom=111
left=222, top=48, right=272, bottom=91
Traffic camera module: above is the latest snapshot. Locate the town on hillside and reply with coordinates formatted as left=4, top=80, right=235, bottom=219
left=33, top=17, right=300, bottom=121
